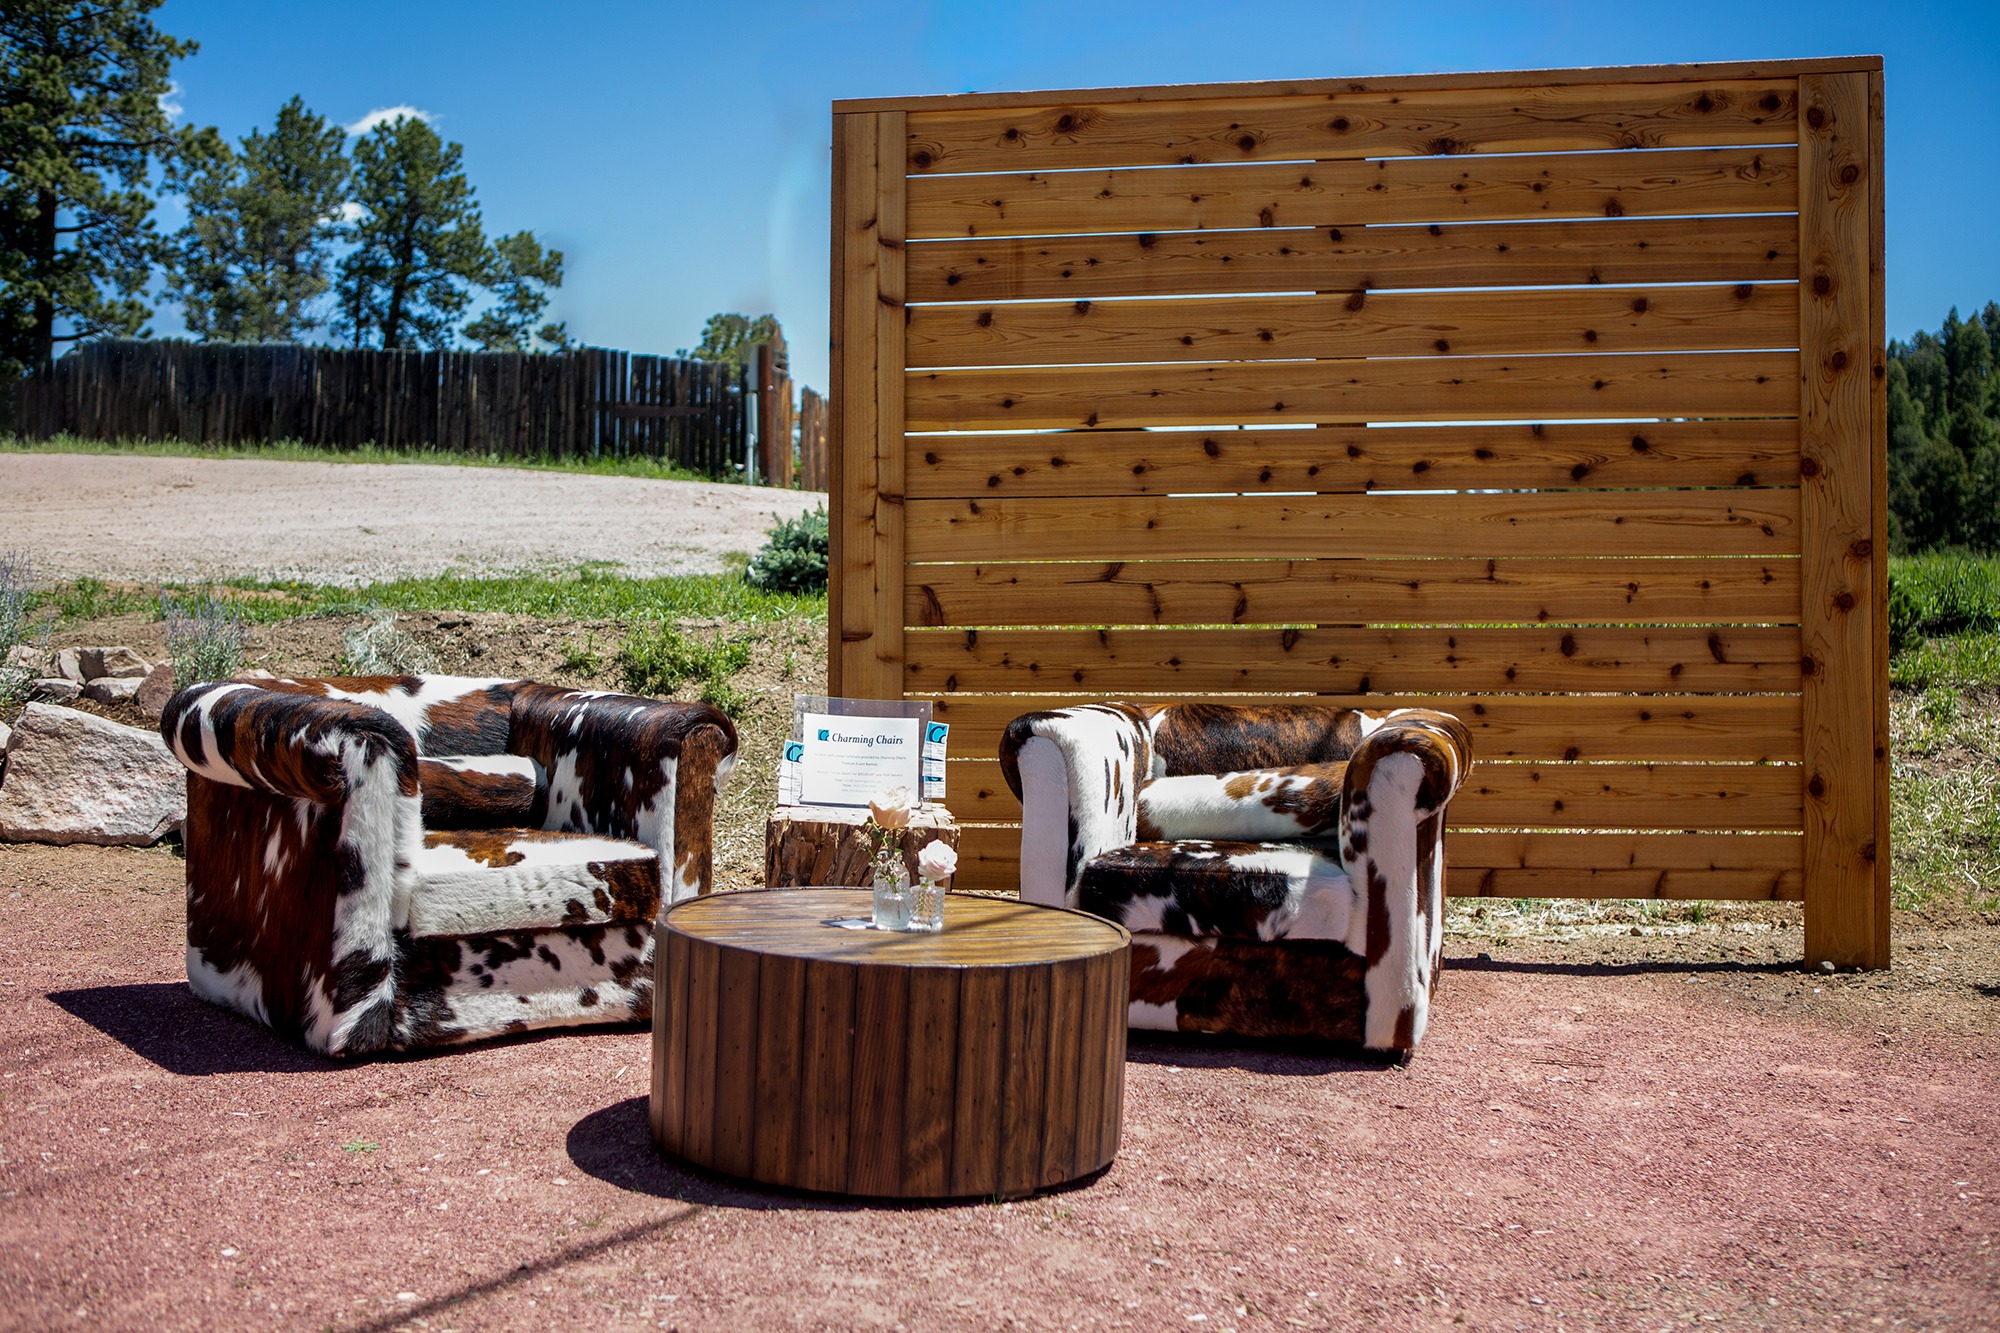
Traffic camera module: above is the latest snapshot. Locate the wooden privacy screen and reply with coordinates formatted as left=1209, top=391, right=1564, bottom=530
left=829, top=58, right=1889, bottom=967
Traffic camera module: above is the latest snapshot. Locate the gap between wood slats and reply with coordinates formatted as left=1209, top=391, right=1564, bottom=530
left=937, top=760, right=1799, bottom=830
left=907, top=420, right=1801, bottom=498
left=906, top=350, right=1797, bottom=431
left=905, top=80, right=1799, bottom=175
left=907, top=557, right=1801, bottom=628
left=938, top=826, right=1805, bottom=899
left=906, top=491, right=1800, bottom=563
left=906, top=146, right=1798, bottom=240
left=904, top=625, right=1803, bottom=694
left=907, top=283, right=1797, bottom=369
left=905, top=216, right=1800, bottom=304
left=927, top=694, right=1803, bottom=763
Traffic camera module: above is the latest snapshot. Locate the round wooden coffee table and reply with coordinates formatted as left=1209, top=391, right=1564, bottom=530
left=649, top=888, right=1130, bottom=1199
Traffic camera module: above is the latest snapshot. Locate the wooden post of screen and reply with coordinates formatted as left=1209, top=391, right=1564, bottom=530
left=828, top=110, right=907, bottom=701
left=1798, top=69, right=1890, bottom=969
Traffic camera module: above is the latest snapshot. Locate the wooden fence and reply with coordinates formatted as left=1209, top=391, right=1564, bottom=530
left=798, top=388, right=830, bottom=491
left=829, top=58, right=1889, bottom=967
left=12, top=340, right=752, bottom=477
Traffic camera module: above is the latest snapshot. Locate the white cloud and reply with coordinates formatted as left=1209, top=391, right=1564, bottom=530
left=334, top=201, right=366, bottom=224
left=344, top=105, right=434, bottom=137
left=158, top=80, right=185, bottom=121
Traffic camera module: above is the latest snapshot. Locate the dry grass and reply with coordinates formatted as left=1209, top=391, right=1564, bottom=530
left=1889, top=684, right=2000, bottom=911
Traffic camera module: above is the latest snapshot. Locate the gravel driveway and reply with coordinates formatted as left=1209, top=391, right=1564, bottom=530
left=3, top=453, right=825, bottom=586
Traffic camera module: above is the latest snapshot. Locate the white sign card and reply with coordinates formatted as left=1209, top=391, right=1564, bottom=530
left=798, top=712, right=922, bottom=806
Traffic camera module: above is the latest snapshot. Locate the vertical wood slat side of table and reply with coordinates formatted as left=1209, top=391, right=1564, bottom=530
left=750, top=952, right=806, bottom=1185
left=652, top=889, right=1129, bottom=1199
left=796, top=958, right=857, bottom=1194
left=949, top=967, right=1010, bottom=1198
left=901, top=968, right=962, bottom=1197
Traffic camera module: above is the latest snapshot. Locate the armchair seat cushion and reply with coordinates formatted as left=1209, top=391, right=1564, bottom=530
left=410, top=828, right=662, bottom=937
left=1077, top=839, right=1355, bottom=943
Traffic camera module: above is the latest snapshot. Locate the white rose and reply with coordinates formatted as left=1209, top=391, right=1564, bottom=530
left=869, top=786, right=914, bottom=831
left=917, top=839, right=958, bottom=883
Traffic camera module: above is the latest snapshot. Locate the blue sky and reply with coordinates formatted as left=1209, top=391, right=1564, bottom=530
left=156, top=0, right=1998, bottom=391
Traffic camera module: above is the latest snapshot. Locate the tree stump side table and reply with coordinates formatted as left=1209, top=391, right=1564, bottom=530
left=650, top=888, right=1129, bottom=1199
left=763, top=803, right=958, bottom=888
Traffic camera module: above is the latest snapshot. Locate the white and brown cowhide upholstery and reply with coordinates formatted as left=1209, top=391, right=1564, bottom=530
left=1000, top=703, right=1470, bottom=1054
left=160, top=674, right=737, bottom=1057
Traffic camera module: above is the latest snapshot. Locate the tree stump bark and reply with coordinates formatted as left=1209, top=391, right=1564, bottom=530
left=763, top=804, right=959, bottom=888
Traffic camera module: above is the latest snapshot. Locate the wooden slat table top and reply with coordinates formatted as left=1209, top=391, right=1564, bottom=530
left=662, top=888, right=1127, bottom=968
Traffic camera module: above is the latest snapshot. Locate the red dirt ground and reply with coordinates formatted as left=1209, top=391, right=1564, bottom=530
left=1, top=844, right=1994, bottom=1332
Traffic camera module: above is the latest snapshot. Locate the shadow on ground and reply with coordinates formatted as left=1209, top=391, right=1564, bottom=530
left=45, top=981, right=337, bottom=1076
left=1449, top=956, right=1808, bottom=979
left=567, top=1095, right=1110, bottom=1212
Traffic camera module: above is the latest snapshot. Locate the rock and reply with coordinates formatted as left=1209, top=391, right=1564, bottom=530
left=53, top=648, right=85, bottom=682
left=135, top=662, right=176, bottom=720
left=0, top=703, right=184, bottom=846
left=80, top=647, right=150, bottom=679
left=5, top=645, right=49, bottom=674
left=28, top=678, right=81, bottom=703
left=83, top=676, right=144, bottom=704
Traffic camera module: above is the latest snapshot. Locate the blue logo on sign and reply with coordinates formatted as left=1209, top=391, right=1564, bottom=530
left=928, top=723, right=947, bottom=743
left=817, top=729, right=830, bottom=741
left=784, top=742, right=805, bottom=762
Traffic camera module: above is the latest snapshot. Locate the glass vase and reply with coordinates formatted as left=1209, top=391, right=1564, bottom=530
left=870, top=857, right=911, bottom=931
left=908, top=876, right=945, bottom=933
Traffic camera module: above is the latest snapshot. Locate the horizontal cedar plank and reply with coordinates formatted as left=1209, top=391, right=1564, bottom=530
left=906, top=216, right=1800, bottom=304
left=1451, top=829, right=1800, bottom=870
left=905, top=350, right=1798, bottom=430
left=906, top=81, right=1799, bottom=175
left=925, top=693, right=1803, bottom=764
left=1452, top=762, right=1800, bottom=829
left=905, top=147, right=1797, bottom=240
left=906, top=420, right=1801, bottom=498
left=906, top=556, right=1802, bottom=628
left=904, top=624, right=1803, bottom=694
left=1448, top=866, right=1801, bottom=899
left=905, top=491, right=1800, bottom=563
left=939, top=758, right=1801, bottom=826
left=832, top=59, right=1876, bottom=115
left=906, top=283, right=1797, bottom=369
left=941, top=825, right=1808, bottom=896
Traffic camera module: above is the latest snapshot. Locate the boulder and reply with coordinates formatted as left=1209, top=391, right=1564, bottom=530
left=52, top=648, right=85, bottom=682
left=81, top=647, right=150, bottom=679
left=135, top=662, right=176, bottom=720
left=6, top=645, right=49, bottom=674
left=83, top=676, right=144, bottom=704
left=28, top=678, right=81, bottom=703
left=0, top=704, right=184, bottom=846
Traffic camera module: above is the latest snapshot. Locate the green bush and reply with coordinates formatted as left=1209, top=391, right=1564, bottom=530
left=616, top=623, right=753, bottom=716
left=161, top=590, right=250, bottom=686
left=744, top=507, right=828, bottom=595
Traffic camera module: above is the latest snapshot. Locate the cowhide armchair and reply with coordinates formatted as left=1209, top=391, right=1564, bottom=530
left=160, top=674, right=738, bottom=1057
left=1000, top=703, right=1471, bottom=1055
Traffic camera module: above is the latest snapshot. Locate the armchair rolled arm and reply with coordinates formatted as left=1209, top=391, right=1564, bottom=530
left=507, top=685, right=739, bottom=901
left=160, top=680, right=424, bottom=1057
left=161, top=680, right=421, bottom=804
left=1338, top=707, right=1474, bottom=1052
left=1000, top=703, right=1153, bottom=907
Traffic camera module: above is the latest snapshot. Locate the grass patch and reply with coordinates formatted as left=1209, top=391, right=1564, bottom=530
left=182, top=567, right=823, bottom=626
left=616, top=623, right=755, bottom=717
left=1888, top=685, right=2000, bottom=912
left=29, top=575, right=151, bottom=624
left=0, top=432, right=751, bottom=486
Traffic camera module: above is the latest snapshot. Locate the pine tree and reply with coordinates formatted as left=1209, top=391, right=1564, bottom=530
left=164, top=97, right=348, bottom=342
left=462, top=229, right=566, bottom=352
left=677, top=312, right=778, bottom=371
left=334, top=115, right=485, bottom=350
left=0, top=0, right=193, bottom=377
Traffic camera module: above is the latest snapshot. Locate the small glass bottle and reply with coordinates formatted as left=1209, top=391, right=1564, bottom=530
left=870, top=853, right=911, bottom=930
left=907, top=874, right=945, bottom=933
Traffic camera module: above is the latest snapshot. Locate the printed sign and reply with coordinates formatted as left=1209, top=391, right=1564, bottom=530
left=797, top=712, right=922, bottom=806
